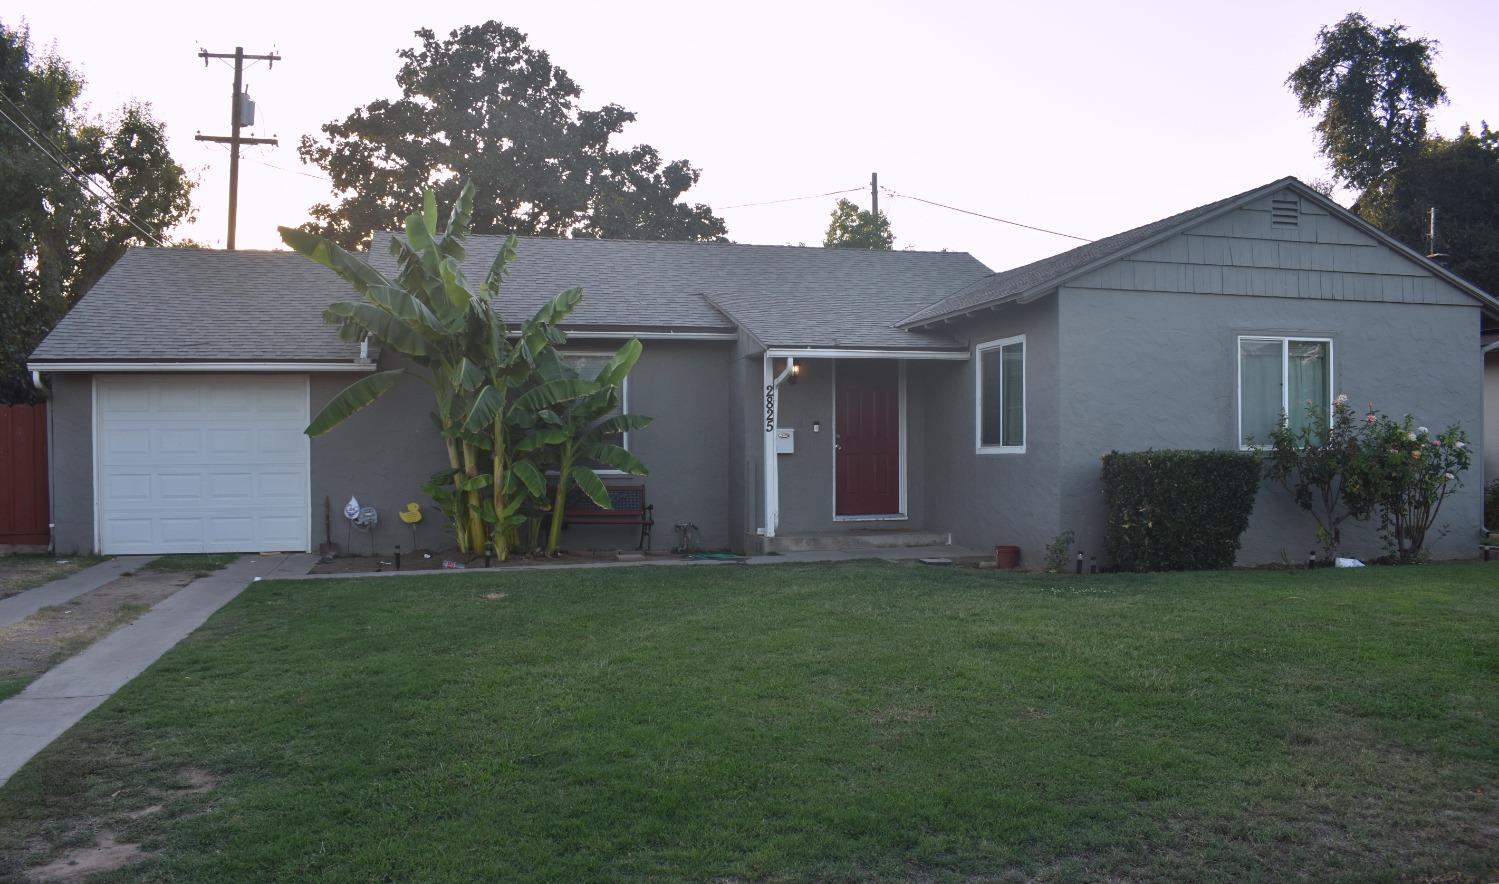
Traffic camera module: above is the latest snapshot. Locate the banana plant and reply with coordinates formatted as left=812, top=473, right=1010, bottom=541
left=458, top=289, right=600, bottom=560
left=536, top=340, right=653, bottom=556
left=279, top=184, right=572, bottom=553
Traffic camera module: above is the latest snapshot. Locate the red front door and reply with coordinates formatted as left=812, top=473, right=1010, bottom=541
left=835, top=361, right=901, bottom=515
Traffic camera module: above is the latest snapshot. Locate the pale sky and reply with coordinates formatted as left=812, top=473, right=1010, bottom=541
left=8, top=0, right=1497, bottom=273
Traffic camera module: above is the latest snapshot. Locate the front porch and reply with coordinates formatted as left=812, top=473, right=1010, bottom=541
left=757, top=350, right=968, bottom=553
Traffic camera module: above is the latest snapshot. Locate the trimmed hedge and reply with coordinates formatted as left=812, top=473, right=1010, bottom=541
left=1102, top=449, right=1262, bottom=572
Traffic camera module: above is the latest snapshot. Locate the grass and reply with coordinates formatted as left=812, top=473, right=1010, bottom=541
left=0, top=675, right=33, bottom=703
left=141, top=554, right=237, bottom=573
left=0, top=554, right=105, bottom=600
left=1, top=561, right=1496, bottom=881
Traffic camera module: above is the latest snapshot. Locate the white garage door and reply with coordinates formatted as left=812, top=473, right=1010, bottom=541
left=95, top=375, right=311, bottom=554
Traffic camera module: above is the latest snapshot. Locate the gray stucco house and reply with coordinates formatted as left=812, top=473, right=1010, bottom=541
left=27, top=177, right=1499, bottom=564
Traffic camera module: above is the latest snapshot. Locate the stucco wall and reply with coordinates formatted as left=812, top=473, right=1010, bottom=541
left=47, top=373, right=95, bottom=555
left=44, top=339, right=732, bottom=556
left=1056, top=287, right=1484, bottom=564
left=919, top=297, right=1062, bottom=567
left=311, top=339, right=734, bottom=555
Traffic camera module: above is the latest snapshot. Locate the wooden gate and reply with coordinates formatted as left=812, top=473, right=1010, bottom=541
left=0, top=405, right=50, bottom=546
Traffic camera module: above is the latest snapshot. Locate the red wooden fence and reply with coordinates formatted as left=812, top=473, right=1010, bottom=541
left=0, top=405, right=49, bottom=546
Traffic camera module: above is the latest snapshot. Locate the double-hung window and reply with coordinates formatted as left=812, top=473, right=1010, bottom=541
left=975, top=335, right=1025, bottom=453
left=1238, top=336, right=1332, bottom=447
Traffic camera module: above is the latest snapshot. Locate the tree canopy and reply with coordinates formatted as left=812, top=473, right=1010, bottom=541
left=823, top=198, right=893, bottom=250
left=0, top=23, right=194, bottom=403
left=1288, top=14, right=1497, bottom=297
left=299, top=21, right=727, bottom=250
left=1287, top=13, right=1446, bottom=191
left=1358, top=124, right=1499, bottom=295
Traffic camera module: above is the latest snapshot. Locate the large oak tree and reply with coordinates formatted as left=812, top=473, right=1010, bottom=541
left=299, top=22, right=727, bottom=250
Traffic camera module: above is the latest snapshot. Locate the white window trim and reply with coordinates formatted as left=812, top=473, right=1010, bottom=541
left=559, top=351, right=633, bottom=477
left=1235, top=335, right=1335, bottom=450
left=974, top=334, right=1026, bottom=454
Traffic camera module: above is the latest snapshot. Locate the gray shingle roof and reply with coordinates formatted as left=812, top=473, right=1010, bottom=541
left=897, top=177, right=1299, bottom=328
left=32, top=235, right=993, bottom=364
left=372, top=233, right=991, bottom=348
left=29, top=248, right=365, bottom=363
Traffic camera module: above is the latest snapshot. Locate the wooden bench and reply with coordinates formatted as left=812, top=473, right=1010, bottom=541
left=555, top=484, right=654, bottom=551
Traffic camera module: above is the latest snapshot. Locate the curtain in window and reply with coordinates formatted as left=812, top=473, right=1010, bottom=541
left=1287, top=340, right=1330, bottom=434
left=980, top=348, right=1003, bottom=446
left=1239, top=338, right=1282, bottom=445
left=1001, top=342, right=1024, bottom=447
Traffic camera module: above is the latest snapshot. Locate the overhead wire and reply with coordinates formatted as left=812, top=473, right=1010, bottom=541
left=718, top=186, right=864, bottom=210
left=0, top=94, right=167, bottom=246
left=880, top=186, right=1093, bottom=242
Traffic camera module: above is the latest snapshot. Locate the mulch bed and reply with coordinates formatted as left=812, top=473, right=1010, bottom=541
left=308, top=548, right=680, bottom=575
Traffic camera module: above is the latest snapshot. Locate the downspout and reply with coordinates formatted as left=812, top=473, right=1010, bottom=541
left=762, top=355, right=796, bottom=545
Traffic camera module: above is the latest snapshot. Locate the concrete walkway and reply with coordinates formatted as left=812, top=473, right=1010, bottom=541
left=0, top=556, right=157, bottom=629
left=0, top=553, right=317, bottom=786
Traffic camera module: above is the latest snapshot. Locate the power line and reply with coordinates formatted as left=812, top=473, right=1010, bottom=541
left=719, top=186, right=863, bottom=210
left=0, top=92, right=168, bottom=245
left=0, top=98, right=166, bottom=246
left=881, top=187, right=1094, bottom=242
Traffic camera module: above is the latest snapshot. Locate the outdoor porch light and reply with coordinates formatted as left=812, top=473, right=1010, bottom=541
left=789, top=362, right=801, bottom=384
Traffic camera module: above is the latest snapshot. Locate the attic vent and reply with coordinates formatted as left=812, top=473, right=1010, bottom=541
left=1270, top=197, right=1300, bottom=226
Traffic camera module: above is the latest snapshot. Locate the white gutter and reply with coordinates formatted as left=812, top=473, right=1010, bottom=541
left=761, top=355, right=797, bottom=543
left=26, top=362, right=379, bottom=373
left=764, top=347, right=969, bottom=360
left=563, top=330, right=738, bottom=341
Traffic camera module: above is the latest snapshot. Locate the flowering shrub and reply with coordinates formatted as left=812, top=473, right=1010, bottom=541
left=1265, top=396, right=1472, bottom=562
left=1355, top=414, right=1472, bottom=562
left=1264, top=395, right=1369, bottom=560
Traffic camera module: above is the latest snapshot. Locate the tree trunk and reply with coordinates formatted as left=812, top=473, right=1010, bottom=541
left=461, top=441, right=485, bottom=556
left=546, top=448, right=574, bottom=556
left=444, top=435, right=469, bottom=552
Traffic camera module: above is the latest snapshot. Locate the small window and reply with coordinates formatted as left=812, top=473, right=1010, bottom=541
left=976, top=335, right=1024, bottom=452
left=1238, top=336, right=1331, bottom=447
left=560, top=352, right=632, bottom=469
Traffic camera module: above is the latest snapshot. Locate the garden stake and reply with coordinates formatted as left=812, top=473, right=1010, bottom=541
left=1076, top=551, right=1084, bottom=574
left=484, top=545, right=492, bottom=568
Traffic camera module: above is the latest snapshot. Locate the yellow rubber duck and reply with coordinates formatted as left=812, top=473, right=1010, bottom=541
left=399, top=502, right=422, bottom=550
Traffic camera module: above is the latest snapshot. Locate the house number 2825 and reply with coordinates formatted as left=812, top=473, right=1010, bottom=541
left=764, top=384, right=775, bottom=432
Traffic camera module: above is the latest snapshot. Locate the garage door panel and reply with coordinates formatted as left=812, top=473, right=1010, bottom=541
left=96, top=375, right=310, bottom=554
left=157, top=473, right=203, bottom=500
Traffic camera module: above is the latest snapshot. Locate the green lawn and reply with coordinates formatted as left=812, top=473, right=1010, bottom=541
left=2, top=561, right=1496, bottom=881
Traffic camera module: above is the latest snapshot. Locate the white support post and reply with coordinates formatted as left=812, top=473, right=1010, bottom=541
left=762, top=354, right=796, bottom=539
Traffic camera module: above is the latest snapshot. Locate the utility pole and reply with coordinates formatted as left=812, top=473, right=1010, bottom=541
left=871, top=172, right=879, bottom=217
left=195, top=47, right=280, bottom=250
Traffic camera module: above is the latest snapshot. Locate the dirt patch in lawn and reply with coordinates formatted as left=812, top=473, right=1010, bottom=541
left=0, top=570, right=194, bottom=688
left=309, top=547, right=680, bottom=574
left=0, top=557, right=105, bottom=601
left=23, top=832, right=147, bottom=882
